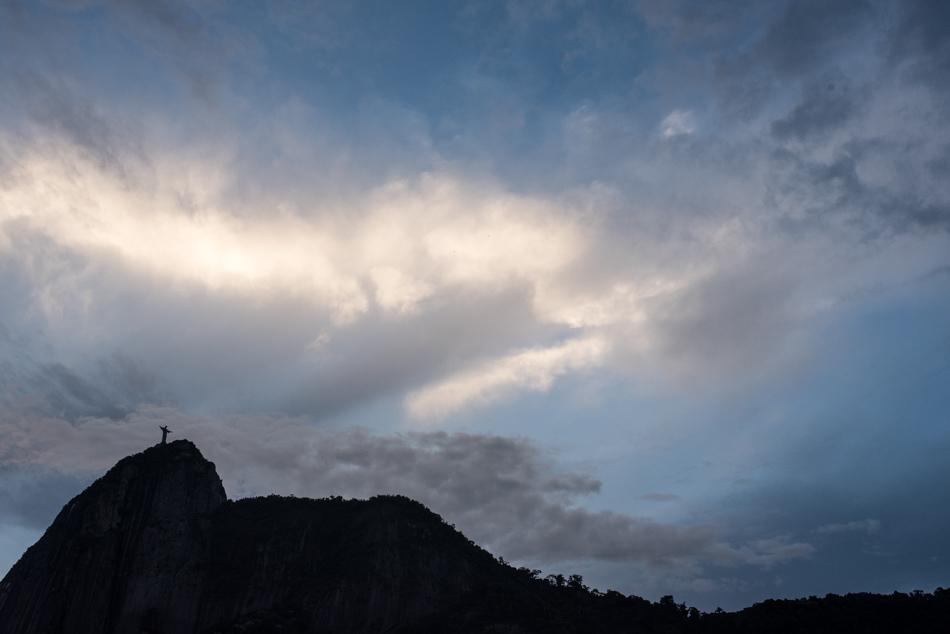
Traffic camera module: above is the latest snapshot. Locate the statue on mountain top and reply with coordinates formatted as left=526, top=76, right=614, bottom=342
left=160, top=426, right=172, bottom=444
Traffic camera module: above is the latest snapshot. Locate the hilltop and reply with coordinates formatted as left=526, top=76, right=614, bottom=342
left=0, top=440, right=946, bottom=633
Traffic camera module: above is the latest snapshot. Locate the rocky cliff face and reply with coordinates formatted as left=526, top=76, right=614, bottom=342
left=0, top=440, right=503, bottom=634
left=0, top=441, right=226, bottom=633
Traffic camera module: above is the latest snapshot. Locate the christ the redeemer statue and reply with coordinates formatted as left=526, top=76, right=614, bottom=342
left=160, top=425, right=172, bottom=444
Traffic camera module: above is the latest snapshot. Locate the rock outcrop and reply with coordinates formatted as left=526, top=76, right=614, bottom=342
left=0, top=441, right=225, bottom=633
left=0, top=440, right=526, bottom=633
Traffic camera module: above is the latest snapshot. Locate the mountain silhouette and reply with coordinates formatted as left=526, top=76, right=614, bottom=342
left=0, top=440, right=946, bottom=633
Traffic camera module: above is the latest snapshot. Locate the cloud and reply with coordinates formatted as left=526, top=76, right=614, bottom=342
left=3, top=111, right=948, bottom=424
left=709, top=0, right=874, bottom=120
left=740, top=535, right=816, bottom=569
left=641, top=493, right=680, bottom=502
left=4, top=2, right=948, bottom=610
left=0, top=138, right=582, bottom=323
left=0, top=326, right=164, bottom=423
left=886, top=0, right=950, bottom=91
left=660, top=109, right=696, bottom=137
left=771, top=78, right=865, bottom=141
left=0, top=407, right=813, bottom=576
left=815, top=518, right=882, bottom=534
left=1, top=0, right=948, bottom=429
left=405, top=337, right=607, bottom=421
left=750, top=0, right=874, bottom=78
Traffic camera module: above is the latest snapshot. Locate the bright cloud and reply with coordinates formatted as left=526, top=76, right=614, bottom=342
left=3, top=126, right=947, bottom=421
left=660, top=110, right=696, bottom=137
left=405, top=337, right=608, bottom=421
left=0, top=141, right=584, bottom=326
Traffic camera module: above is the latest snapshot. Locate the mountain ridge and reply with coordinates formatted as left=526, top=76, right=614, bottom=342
left=0, top=440, right=574, bottom=633
left=1, top=440, right=947, bottom=633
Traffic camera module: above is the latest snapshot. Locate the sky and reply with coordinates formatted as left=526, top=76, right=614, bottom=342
left=1, top=0, right=949, bottom=612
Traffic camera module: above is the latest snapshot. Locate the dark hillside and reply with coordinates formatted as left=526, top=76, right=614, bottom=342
left=700, top=589, right=950, bottom=633
left=0, top=440, right=225, bottom=633
left=0, top=440, right=946, bottom=633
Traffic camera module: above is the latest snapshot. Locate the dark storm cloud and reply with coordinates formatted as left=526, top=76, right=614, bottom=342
left=771, top=78, right=865, bottom=141
left=750, top=0, right=874, bottom=77
left=768, top=146, right=950, bottom=235
left=713, top=0, right=874, bottom=119
left=887, top=0, right=950, bottom=91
